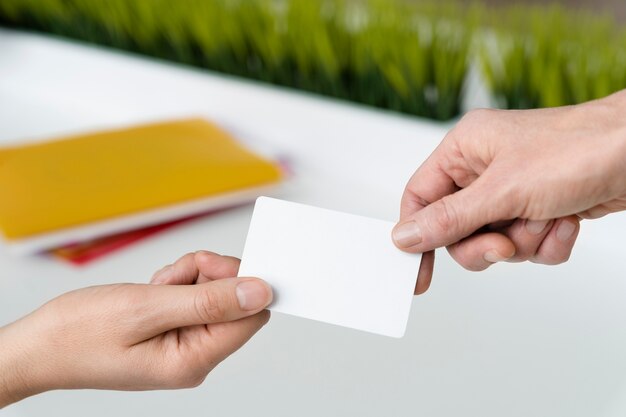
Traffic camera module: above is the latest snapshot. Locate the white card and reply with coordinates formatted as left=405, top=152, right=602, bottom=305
left=238, top=197, right=421, bottom=338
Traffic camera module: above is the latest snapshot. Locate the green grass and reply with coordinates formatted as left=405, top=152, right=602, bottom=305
left=0, top=0, right=624, bottom=119
left=479, top=5, right=626, bottom=109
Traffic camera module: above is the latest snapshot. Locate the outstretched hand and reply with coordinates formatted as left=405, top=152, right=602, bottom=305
left=0, top=252, right=270, bottom=408
left=394, top=90, right=626, bottom=293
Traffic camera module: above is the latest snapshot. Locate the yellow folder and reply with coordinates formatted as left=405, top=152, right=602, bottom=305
left=0, top=118, right=282, bottom=240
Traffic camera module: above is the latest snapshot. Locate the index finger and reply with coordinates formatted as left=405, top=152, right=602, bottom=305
left=132, top=278, right=273, bottom=340
left=400, top=139, right=459, bottom=220
left=195, top=251, right=241, bottom=283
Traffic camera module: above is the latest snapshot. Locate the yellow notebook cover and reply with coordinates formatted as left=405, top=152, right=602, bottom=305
left=0, top=118, right=282, bottom=240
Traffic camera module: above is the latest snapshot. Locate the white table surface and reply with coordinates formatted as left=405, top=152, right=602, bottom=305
left=1, top=29, right=625, bottom=417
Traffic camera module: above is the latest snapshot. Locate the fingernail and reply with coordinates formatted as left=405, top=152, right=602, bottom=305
left=236, top=280, right=271, bottom=311
left=556, top=220, right=577, bottom=242
left=525, top=219, right=549, bottom=235
left=484, top=250, right=507, bottom=264
left=150, top=265, right=172, bottom=284
left=392, top=221, right=422, bottom=248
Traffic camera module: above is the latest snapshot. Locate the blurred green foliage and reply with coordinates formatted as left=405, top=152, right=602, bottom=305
left=480, top=5, right=626, bottom=109
left=0, top=0, right=624, bottom=119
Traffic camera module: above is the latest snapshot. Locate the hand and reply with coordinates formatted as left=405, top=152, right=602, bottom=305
left=393, top=89, right=626, bottom=293
left=0, top=251, right=271, bottom=408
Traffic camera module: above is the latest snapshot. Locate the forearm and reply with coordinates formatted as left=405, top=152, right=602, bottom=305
left=602, top=89, right=626, bottom=198
left=0, top=319, right=49, bottom=408
left=574, top=89, right=626, bottom=205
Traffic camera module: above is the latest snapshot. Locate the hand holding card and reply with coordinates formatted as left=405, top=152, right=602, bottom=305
left=239, top=197, right=421, bottom=338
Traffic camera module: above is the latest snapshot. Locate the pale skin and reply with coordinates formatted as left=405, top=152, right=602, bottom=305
left=2, top=91, right=625, bottom=409
left=0, top=251, right=270, bottom=408
left=393, top=89, right=626, bottom=294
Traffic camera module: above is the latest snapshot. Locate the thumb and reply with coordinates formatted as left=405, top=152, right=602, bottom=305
left=392, top=182, right=506, bottom=253
left=139, top=277, right=273, bottom=336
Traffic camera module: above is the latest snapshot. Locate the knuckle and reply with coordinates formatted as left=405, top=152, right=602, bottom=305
left=458, top=108, right=494, bottom=131
left=164, top=363, right=208, bottom=389
left=508, top=245, right=533, bottom=263
left=432, top=196, right=460, bottom=235
left=501, top=182, right=527, bottom=219
left=453, top=251, right=489, bottom=272
left=177, top=252, right=196, bottom=265
left=531, top=256, right=557, bottom=266
left=509, top=254, right=530, bottom=263
left=453, top=108, right=502, bottom=152
left=151, top=264, right=172, bottom=281
left=194, top=289, right=228, bottom=323
left=531, top=250, right=570, bottom=266
left=548, top=250, right=572, bottom=265
left=186, top=374, right=208, bottom=388
left=468, top=263, right=490, bottom=272
left=176, top=368, right=208, bottom=389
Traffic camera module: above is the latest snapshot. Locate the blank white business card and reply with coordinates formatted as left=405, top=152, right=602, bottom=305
left=238, top=197, right=421, bottom=338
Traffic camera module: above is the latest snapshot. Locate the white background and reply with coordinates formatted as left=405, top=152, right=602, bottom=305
left=1, top=29, right=625, bottom=416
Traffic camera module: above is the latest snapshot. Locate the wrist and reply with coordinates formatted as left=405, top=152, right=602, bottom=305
left=618, top=136, right=626, bottom=197
left=605, top=91, right=626, bottom=196
left=583, top=90, right=626, bottom=197
left=0, top=318, right=51, bottom=408
left=607, top=88, right=626, bottom=108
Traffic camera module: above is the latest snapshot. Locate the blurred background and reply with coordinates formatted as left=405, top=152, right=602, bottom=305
left=2, top=2, right=626, bottom=417
left=1, top=0, right=624, bottom=122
